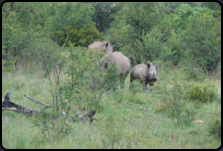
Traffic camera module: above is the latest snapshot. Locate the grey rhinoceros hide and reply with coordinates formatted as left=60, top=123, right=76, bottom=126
left=100, top=51, right=131, bottom=89
left=130, top=63, right=158, bottom=93
left=88, top=41, right=116, bottom=53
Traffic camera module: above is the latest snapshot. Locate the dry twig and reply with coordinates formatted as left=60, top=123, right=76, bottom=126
left=24, top=95, right=51, bottom=108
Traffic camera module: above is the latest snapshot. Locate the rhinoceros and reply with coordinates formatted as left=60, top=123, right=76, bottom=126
left=100, top=51, right=131, bottom=89
left=130, top=63, right=158, bottom=93
left=88, top=41, right=116, bottom=53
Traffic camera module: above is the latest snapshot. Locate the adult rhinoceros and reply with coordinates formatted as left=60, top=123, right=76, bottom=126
left=88, top=41, right=116, bottom=53
left=100, top=51, right=131, bottom=89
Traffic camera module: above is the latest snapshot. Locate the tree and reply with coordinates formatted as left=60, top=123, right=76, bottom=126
left=46, top=2, right=94, bottom=31
left=2, top=2, right=96, bottom=67
left=52, top=24, right=104, bottom=47
left=200, top=2, right=221, bottom=11
left=184, top=12, right=221, bottom=73
left=107, top=2, right=165, bottom=64
left=89, top=2, right=117, bottom=32
left=2, top=2, right=42, bottom=66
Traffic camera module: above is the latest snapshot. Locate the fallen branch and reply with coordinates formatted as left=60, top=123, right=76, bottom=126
left=24, top=95, right=51, bottom=108
left=2, top=94, right=97, bottom=122
left=2, top=107, right=17, bottom=112
left=24, top=95, right=67, bottom=116
left=2, top=101, right=39, bottom=116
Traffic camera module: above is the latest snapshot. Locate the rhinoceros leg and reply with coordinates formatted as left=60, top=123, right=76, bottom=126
left=120, top=76, right=125, bottom=89
left=149, top=83, right=154, bottom=94
left=143, top=81, right=147, bottom=92
left=129, top=73, right=134, bottom=91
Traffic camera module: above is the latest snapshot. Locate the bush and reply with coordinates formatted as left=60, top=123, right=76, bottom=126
left=154, top=67, right=197, bottom=125
left=207, top=117, right=221, bottom=139
left=61, top=46, right=107, bottom=112
left=191, top=82, right=217, bottom=103
left=102, top=63, right=119, bottom=92
left=53, top=24, right=104, bottom=47
left=2, top=51, right=18, bottom=72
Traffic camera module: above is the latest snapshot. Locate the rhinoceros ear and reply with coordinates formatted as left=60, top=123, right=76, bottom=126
left=112, top=44, right=117, bottom=47
left=105, top=63, right=108, bottom=69
left=106, top=43, right=109, bottom=48
left=147, top=63, right=151, bottom=68
left=155, top=64, right=159, bottom=69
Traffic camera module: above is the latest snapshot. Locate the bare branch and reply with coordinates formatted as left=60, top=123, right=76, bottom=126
left=14, top=11, right=26, bottom=25
left=24, top=95, right=51, bottom=108
left=96, top=93, right=103, bottom=106
left=89, top=124, right=105, bottom=149
left=30, top=83, right=51, bottom=104
left=61, top=21, right=69, bottom=52
left=140, top=122, right=152, bottom=139
left=53, top=65, right=58, bottom=88
left=54, top=64, right=59, bottom=85
left=45, top=87, right=52, bottom=93
left=56, top=65, right=60, bottom=85
left=59, top=105, right=70, bottom=135
left=37, top=76, right=51, bottom=85
left=44, top=56, right=54, bottom=104
left=58, top=60, right=71, bottom=76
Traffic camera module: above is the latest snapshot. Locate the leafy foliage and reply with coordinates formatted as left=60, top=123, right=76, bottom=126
left=102, top=63, right=119, bottom=91
left=53, top=25, right=104, bottom=47
left=154, top=66, right=197, bottom=125
left=89, top=2, right=118, bottom=32
left=1, top=2, right=222, bottom=148
left=2, top=51, right=18, bottom=72
left=2, top=2, right=95, bottom=66
left=207, top=117, right=221, bottom=139
left=191, top=81, right=217, bottom=103
left=107, top=2, right=165, bottom=64
left=61, top=45, right=120, bottom=111
left=178, top=4, right=221, bottom=73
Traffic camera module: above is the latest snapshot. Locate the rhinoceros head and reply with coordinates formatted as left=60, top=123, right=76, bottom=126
left=103, top=42, right=117, bottom=53
left=147, top=63, right=158, bottom=82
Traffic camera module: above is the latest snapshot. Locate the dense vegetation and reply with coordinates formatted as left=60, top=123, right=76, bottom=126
left=2, top=2, right=221, bottom=149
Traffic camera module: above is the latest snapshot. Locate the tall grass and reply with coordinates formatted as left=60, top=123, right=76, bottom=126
left=2, top=59, right=221, bottom=149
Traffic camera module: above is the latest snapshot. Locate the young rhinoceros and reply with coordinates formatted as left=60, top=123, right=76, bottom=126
left=88, top=41, right=116, bottom=53
left=130, top=63, right=158, bottom=93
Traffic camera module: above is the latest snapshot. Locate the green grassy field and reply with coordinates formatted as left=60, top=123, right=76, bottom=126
left=2, top=62, right=221, bottom=149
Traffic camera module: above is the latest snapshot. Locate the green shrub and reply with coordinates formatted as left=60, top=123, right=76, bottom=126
left=207, top=117, right=221, bottom=139
left=2, top=51, right=18, bottom=73
left=154, top=67, right=197, bottom=125
left=61, top=46, right=106, bottom=112
left=53, top=24, right=104, bottom=47
left=102, top=63, right=119, bottom=92
left=191, top=82, right=216, bottom=103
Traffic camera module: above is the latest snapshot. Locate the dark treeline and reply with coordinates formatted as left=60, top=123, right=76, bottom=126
left=2, top=2, right=221, bottom=73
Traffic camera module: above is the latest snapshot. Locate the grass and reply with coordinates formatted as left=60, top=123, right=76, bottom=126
left=2, top=61, right=221, bottom=149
